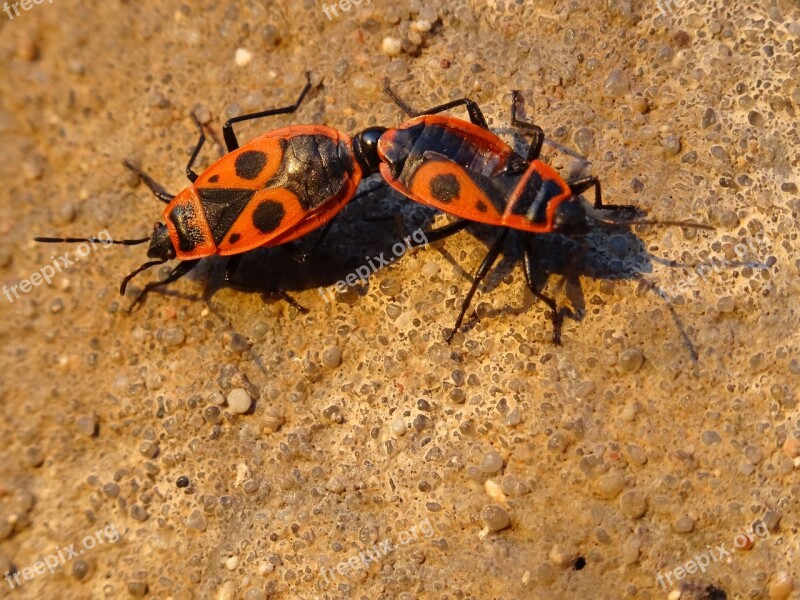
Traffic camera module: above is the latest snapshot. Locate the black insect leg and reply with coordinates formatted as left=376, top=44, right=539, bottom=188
left=445, top=228, right=510, bottom=343
left=223, top=72, right=313, bottom=152
left=127, top=259, right=200, bottom=311
left=510, top=91, right=545, bottom=161
left=423, top=219, right=471, bottom=244
left=122, top=160, right=174, bottom=204
left=288, top=219, right=337, bottom=264
left=523, top=236, right=562, bottom=345
left=383, top=85, right=489, bottom=130
left=224, top=255, right=309, bottom=313
left=185, top=113, right=206, bottom=183
left=569, top=176, right=636, bottom=213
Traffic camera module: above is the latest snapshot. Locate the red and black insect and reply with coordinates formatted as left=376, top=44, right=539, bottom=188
left=36, top=73, right=385, bottom=309
left=371, top=87, right=711, bottom=346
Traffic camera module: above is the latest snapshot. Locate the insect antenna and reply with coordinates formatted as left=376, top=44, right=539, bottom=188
left=34, top=236, right=150, bottom=245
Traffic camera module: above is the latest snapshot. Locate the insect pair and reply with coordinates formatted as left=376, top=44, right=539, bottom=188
left=37, top=72, right=709, bottom=345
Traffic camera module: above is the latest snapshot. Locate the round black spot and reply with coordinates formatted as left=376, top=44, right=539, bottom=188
left=208, top=174, right=220, bottom=183
left=476, top=200, right=488, bottom=213
left=573, top=556, right=586, bottom=570
left=228, top=233, right=241, bottom=245
left=235, top=150, right=268, bottom=180
left=176, top=476, right=190, bottom=488
left=252, top=200, right=285, bottom=234
left=428, top=173, right=460, bottom=203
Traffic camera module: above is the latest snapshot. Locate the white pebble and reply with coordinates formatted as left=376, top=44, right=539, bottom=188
left=410, top=19, right=432, bottom=32
left=235, top=48, right=253, bottom=67
left=382, top=37, right=402, bottom=57
left=225, top=556, right=239, bottom=570
left=216, top=580, right=235, bottom=600
left=484, top=479, right=506, bottom=503
left=227, top=388, right=252, bottom=414
left=391, top=418, right=406, bottom=436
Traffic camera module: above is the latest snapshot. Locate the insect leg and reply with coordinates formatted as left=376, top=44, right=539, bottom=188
left=510, top=91, right=545, bottom=161
left=446, top=228, right=510, bottom=343
left=383, top=85, right=489, bottom=130
left=122, top=160, right=175, bottom=204
left=222, top=72, right=313, bottom=152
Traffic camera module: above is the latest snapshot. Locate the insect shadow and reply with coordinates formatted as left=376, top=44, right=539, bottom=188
left=423, top=204, right=702, bottom=360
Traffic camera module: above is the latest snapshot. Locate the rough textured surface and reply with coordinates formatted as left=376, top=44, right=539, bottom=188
left=0, top=1, right=798, bottom=599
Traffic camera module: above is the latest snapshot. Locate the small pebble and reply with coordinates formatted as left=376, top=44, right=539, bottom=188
left=24, top=447, right=45, bottom=468
left=235, top=48, right=253, bottom=67
left=484, top=479, right=506, bottom=503
left=139, top=442, right=158, bottom=459
left=385, top=59, right=408, bottom=79
left=573, top=127, right=595, bottom=155
left=595, top=471, right=625, bottom=498
left=216, top=581, right=235, bottom=600
left=225, top=556, right=239, bottom=570
left=421, top=261, right=440, bottom=277
left=619, top=490, right=647, bottom=518
left=380, top=278, right=402, bottom=296
left=661, top=134, right=681, bottom=155
left=185, top=510, right=207, bottom=531
left=176, top=476, right=190, bottom=488
left=619, top=349, right=644, bottom=373
left=391, top=418, right=406, bottom=436
left=621, top=536, right=641, bottom=565
left=130, top=505, right=148, bottom=522
left=251, top=321, right=269, bottom=341
left=482, top=504, right=510, bottom=532
left=326, top=476, right=346, bottom=493
left=717, top=296, right=735, bottom=312
left=781, top=434, right=800, bottom=458
left=322, top=347, right=342, bottom=368
left=548, top=544, right=574, bottom=568
left=227, top=388, right=252, bottom=414
left=413, top=414, right=431, bottom=431
left=127, top=581, right=148, bottom=597
left=744, top=445, right=762, bottom=464
left=720, top=209, right=739, bottom=227
left=479, top=451, right=504, bottom=474
left=163, top=327, right=185, bottom=346
left=76, top=415, right=97, bottom=437
left=72, top=559, right=91, bottom=581
left=382, top=37, right=403, bottom=57
left=603, top=69, right=630, bottom=96
left=673, top=516, right=695, bottom=533
left=769, top=572, right=795, bottom=600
